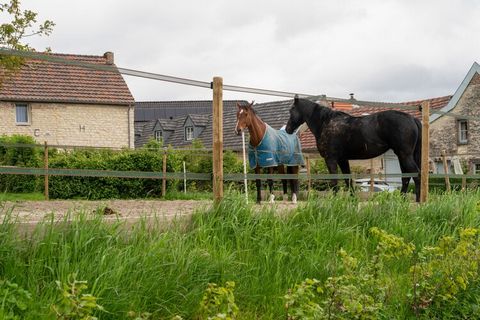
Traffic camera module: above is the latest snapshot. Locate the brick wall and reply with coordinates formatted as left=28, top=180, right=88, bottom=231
left=0, top=102, right=134, bottom=148
left=430, top=72, right=480, bottom=171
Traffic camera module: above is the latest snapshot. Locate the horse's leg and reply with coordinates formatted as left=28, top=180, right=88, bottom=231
left=278, top=165, right=288, bottom=201
left=255, top=166, right=262, bottom=204
left=288, top=166, right=299, bottom=203
left=397, top=154, right=421, bottom=202
left=338, top=159, right=352, bottom=192
left=398, top=162, right=411, bottom=195
left=267, top=167, right=275, bottom=203
left=325, top=158, right=339, bottom=193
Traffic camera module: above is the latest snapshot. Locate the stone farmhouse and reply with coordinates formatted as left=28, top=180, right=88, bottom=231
left=0, top=51, right=135, bottom=148
left=135, top=62, right=480, bottom=178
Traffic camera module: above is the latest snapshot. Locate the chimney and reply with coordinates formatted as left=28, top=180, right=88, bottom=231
left=104, top=51, right=114, bottom=65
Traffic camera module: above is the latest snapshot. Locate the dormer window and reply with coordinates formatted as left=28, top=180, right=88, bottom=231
left=185, top=126, right=194, bottom=141
left=154, top=130, right=163, bottom=142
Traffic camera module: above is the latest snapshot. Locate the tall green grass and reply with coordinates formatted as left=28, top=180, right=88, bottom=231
left=1, top=191, right=480, bottom=318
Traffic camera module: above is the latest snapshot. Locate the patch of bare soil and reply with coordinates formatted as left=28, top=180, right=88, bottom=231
left=0, top=199, right=299, bottom=226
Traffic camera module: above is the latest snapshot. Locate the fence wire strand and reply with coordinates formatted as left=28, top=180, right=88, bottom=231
left=4, top=48, right=480, bottom=122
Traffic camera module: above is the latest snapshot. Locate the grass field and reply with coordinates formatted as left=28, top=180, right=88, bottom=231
left=1, top=191, right=480, bottom=319
left=0, top=192, right=45, bottom=201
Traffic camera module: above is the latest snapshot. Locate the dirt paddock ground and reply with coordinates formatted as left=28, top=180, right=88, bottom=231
left=0, top=199, right=299, bottom=227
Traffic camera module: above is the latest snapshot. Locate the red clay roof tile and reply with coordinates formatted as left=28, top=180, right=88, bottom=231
left=0, top=52, right=134, bottom=105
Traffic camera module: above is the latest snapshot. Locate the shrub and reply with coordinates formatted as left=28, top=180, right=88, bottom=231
left=197, top=281, right=239, bottom=320
left=51, top=273, right=104, bottom=320
left=0, top=279, right=32, bottom=319
left=0, top=135, right=43, bottom=193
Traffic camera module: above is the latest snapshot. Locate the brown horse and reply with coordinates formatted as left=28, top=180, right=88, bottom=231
left=235, top=101, right=304, bottom=204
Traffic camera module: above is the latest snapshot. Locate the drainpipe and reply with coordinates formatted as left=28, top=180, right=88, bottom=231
left=128, top=104, right=133, bottom=148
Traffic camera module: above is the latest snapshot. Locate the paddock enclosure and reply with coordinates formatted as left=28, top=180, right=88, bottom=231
left=2, top=48, right=480, bottom=203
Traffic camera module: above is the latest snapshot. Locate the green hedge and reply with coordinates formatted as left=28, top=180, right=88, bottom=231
left=0, top=135, right=43, bottom=193
left=47, top=139, right=244, bottom=200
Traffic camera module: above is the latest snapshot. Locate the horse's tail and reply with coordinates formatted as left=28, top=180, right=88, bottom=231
left=414, top=118, right=422, bottom=170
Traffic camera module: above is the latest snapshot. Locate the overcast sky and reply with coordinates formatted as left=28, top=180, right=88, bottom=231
left=21, top=0, right=480, bottom=103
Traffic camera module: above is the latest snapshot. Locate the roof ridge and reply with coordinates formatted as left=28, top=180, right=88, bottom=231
left=36, top=52, right=107, bottom=59
left=136, top=100, right=247, bottom=104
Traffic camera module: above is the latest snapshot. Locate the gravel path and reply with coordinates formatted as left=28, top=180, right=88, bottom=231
left=0, top=199, right=299, bottom=225
left=1, top=200, right=212, bottom=224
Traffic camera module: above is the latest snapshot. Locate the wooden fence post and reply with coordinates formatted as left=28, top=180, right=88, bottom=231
left=369, top=158, right=374, bottom=194
left=441, top=150, right=451, bottom=192
left=306, top=156, right=311, bottom=198
left=420, top=101, right=430, bottom=203
left=212, top=77, right=224, bottom=203
left=162, top=147, right=167, bottom=197
left=44, top=141, right=49, bottom=200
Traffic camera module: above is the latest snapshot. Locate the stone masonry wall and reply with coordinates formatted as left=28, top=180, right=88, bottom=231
left=0, top=102, right=134, bottom=149
left=430, top=72, right=480, bottom=171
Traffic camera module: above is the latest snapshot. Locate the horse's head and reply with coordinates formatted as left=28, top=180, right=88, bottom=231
left=235, top=101, right=255, bottom=135
left=286, top=96, right=305, bottom=134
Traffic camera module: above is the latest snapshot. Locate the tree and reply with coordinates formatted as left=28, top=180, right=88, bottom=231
left=0, top=0, right=54, bottom=71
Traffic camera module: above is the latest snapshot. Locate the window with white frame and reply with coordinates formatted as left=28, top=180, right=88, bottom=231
left=15, top=103, right=30, bottom=124
left=474, top=163, right=480, bottom=174
left=154, top=130, right=163, bottom=142
left=185, top=126, right=194, bottom=141
left=458, top=119, right=468, bottom=144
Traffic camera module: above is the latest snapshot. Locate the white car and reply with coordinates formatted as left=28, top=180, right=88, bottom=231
left=355, top=179, right=397, bottom=193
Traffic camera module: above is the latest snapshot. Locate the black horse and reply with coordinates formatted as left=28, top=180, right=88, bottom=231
left=285, top=97, right=422, bottom=202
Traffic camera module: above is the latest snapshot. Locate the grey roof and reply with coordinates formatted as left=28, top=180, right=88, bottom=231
left=187, top=114, right=210, bottom=127
left=134, top=99, right=294, bottom=149
left=134, top=121, right=155, bottom=148
left=135, top=100, right=246, bottom=122
left=163, top=114, right=210, bottom=148
left=157, top=119, right=176, bottom=131
left=169, top=99, right=293, bottom=151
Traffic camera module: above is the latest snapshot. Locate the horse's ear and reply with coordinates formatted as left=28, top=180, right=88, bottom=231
left=236, top=102, right=242, bottom=110
left=294, top=94, right=299, bottom=103
left=249, top=100, right=255, bottom=107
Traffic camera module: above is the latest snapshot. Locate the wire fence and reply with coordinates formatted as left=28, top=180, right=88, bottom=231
left=2, top=48, right=480, bottom=122
left=1, top=142, right=480, bottom=189
left=2, top=48, right=480, bottom=200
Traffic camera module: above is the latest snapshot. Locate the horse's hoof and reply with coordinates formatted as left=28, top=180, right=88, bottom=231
left=292, top=194, right=297, bottom=204
left=269, top=194, right=275, bottom=203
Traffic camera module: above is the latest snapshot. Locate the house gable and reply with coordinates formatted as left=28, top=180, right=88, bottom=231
left=430, top=62, right=480, bottom=123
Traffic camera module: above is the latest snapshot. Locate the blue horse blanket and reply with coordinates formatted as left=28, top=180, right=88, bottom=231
left=249, top=125, right=305, bottom=169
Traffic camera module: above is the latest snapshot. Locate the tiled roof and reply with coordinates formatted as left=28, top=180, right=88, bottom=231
left=134, top=121, right=155, bottom=148
left=166, top=114, right=210, bottom=148
left=188, top=114, right=209, bottom=127
left=157, top=119, right=176, bottom=131
left=0, top=52, right=134, bottom=105
left=135, top=100, right=246, bottom=121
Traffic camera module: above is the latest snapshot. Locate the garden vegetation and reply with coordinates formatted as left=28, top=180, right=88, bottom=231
left=1, top=191, right=480, bottom=318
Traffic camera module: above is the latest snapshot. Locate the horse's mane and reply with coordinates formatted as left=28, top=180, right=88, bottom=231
left=306, top=99, right=350, bottom=121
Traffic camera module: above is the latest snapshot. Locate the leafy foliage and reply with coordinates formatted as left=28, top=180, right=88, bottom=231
left=197, top=282, right=239, bottom=320
left=0, top=279, right=32, bottom=319
left=410, top=227, right=480, bottom=317
left=0, top=0, right=54, bottom=72
left=0, top=134, right=42, bottom=192
left=51, top=273, right=104, bottom=320
left=285, top=227, right=415, bottom=320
